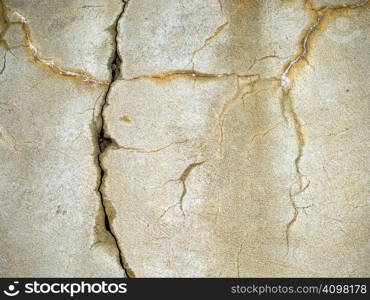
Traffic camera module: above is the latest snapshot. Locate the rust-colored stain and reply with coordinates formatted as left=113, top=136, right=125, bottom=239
left=124, top=69, right=257, bottom=82
left=120, top=114, right=132, bottom=123
left=0, top=0, right=108, bottom=87
left=279, top=0, right=369, bottom=250
left=279, top=0, right=369, bottom=89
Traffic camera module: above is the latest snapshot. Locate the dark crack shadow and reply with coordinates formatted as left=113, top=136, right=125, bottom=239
left=95, top=0, right=135, bottom=278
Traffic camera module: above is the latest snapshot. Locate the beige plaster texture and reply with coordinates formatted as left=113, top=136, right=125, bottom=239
left=0, top=0, right=369, bottom=277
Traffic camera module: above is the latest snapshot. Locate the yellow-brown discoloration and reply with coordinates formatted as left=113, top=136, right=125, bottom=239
left=124, top=69, right=257, bottom=82
left=92, top=203, right=118, bottom=249
left=0, top=0, right=108, bottom=87
left=120, top=114, right=132, bottom=123
left=279, top=0, right=369, bottom=249
left=188, top=20, right=228, bottom=68
left=217, top=76, right=279, bottom=157
left=280, top=0, right=369, bottom=89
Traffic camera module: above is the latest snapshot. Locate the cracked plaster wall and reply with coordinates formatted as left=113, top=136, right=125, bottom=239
left=0, top=0, right=369, bottom=277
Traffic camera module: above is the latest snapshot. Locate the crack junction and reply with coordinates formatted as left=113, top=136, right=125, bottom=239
left=279, top=0, right=369, bottom=250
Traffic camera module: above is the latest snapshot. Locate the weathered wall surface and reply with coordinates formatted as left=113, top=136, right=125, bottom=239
left=0, top=0, right=369, bottom=277
left=0, top=0, right=124, bottom=276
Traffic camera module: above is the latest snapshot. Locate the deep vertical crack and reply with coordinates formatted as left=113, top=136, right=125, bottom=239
left=96, top=0, right=135, bottom=278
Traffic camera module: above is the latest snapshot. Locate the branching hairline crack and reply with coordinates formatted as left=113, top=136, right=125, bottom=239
left=187, top=20, right=228, bottom=69
left=186, top=0, right=228, bottom=69
left=159, top=161, right=206, bottom=219
left=280, top=0, right=368, bottom=251
left=217, top=76, right=279, bottom=158
left=95, top=0, right=135, bottom=278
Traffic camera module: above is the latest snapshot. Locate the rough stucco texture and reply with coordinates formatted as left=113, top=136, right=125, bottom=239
left=0, top=0, right=369, bottom=277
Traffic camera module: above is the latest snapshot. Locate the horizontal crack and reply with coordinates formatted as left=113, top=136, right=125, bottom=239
left=121, top=69, right=258, bottom=82
left=114, top=139, right=188, bottom=154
